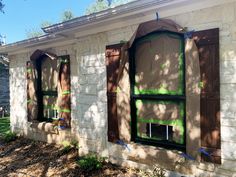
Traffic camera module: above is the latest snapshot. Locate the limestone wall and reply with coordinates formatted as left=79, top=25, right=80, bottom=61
left=8, top=0, right=236, bottom=176
left=75, top=1, right=236, bottom=176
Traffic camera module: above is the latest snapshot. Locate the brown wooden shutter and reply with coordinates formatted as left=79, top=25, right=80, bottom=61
left=106, top=44, right=122, bottom=142
left=26, top=61, right=38, bottom=121
left=106, top=44, right=124, bottom=142
left=193, top=28, right=221, bottom=164
left=58, top=56, right=71, bottom=128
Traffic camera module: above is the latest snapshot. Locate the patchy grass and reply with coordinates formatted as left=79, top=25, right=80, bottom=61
left=0, top=117, right=10, bottom=137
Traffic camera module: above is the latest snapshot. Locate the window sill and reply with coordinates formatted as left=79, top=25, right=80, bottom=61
left=135, top=137, right=186, bottom=152
left=29, top=121, right=68, bottom=134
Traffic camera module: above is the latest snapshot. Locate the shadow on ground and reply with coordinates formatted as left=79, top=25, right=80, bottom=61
left=0, top=138, right=138, bottom=177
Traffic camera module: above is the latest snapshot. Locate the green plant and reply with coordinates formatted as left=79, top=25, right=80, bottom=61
left=61, top=140, right=72, bottom=154
left=152, top=164, right=166, bottom=177
left=3, top=131, right=17, bottom=142
left=77, top=154, right=104, bottom=171
left=137, top=164, right=166, bottom=177
left=61, top=145, right=72, bottom=154
left=60, top=140, right=79, bottom=154
left=70, top=139, right=79, bottom=149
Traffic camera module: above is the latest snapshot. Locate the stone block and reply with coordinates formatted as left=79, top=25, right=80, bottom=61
left=79, top=137, right=107, bottom=154
left=190, top=6, right=221, bottom=25
left=221, top=44, right=236, bottom=60
left=222, top=141, right=236, bottom=160
left=98, top=90, right=107, bottom=102
left=79, top=75, right=87, bottom=85
left=78, top=95, right=97, bottom=105
left=86, top=74, right=100, bottom=84
left=219, top=159, right=236, bottom=171
left=80, top=84, right=97, bottom=95
left=221, top=126, right=236, bottom=142
left=221, top=119, right=236, bottom=127
left=222, top=3, right=235, bottom=23
left=221, top=99, right=236, bottom=118
left=84, top=58, right=101, bottom=67
left=221, top=84, right=236, bottom=100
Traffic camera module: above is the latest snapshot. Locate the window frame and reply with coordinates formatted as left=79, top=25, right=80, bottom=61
left=35, top=55, right=70, bottom=122
left=129, top=30, right=186, bottom=151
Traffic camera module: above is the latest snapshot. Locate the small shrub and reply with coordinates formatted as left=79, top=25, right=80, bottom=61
left=61, top=145, right=72, bottom=154
left=3, top=132, right=17, bottom=142
left=60, top=140, right=79, bottom=155
left=137, top=164, right=166, bottom=177
left=152, top=164, right=166, bottom=177
left=61, top=140, right=72, bottom=154
left=77, top=154, right=104, bottom=171
left=70, top=139, right=79, bottom=149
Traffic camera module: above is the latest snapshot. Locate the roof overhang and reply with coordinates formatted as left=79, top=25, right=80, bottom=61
left=0, top=0, right=233, bottom=55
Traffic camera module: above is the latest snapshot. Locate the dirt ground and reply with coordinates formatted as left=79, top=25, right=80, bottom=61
left=0, top=137, right=141, bottom=177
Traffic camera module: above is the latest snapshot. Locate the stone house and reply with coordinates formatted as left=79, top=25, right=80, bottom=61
left=0, top=0, right=236, bottom=176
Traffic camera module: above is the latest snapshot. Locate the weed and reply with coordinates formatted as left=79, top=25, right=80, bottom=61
left=3, top=131, right=17, bottom=142
left=137, top=164, right=166, bottom=177
left=60, top=140, right=79, bottom=155
left=77, top=154, right=105, bottom=171
left=60, top=140, right=72, bottom=154
left=70, top=139, right=79, bottom=149
left=152, top=164, right=166, bottom=177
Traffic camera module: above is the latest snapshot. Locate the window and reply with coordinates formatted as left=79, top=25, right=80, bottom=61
left=27, top=51, right=71, bottom=128
left=130, top=31, right=185, bottom=150
left=41, top=56, right=59, bottom=121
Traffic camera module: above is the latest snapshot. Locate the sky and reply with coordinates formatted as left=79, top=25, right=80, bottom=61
left=0, top=0, right=95, bottom=44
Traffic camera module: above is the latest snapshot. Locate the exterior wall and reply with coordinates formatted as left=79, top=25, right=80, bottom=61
left=9, top=46, right=78, bottom=143
left=8, top=1, right=236, bottom=176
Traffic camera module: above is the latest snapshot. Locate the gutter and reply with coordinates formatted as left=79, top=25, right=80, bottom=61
left=42, top=0, right=174, bottom=34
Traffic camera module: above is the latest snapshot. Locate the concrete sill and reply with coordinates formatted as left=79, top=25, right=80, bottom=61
left=29, top=121, right=58, bottom=134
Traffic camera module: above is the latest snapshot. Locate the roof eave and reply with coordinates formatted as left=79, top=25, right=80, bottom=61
left=42, top=0, right=174, bottom=34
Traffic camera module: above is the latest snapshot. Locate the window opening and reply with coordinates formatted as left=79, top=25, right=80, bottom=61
left=130, top=31, right=186, bottom=150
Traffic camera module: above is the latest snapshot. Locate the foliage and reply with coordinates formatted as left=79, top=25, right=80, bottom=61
left=86, top=1, right=108, bottom=15
left=86, top=0, right=134, bottom=14
left=0, top=117, right=10, bottom=136
left=137, top=164, right=166, bottom=177
left=152, top=164, right=166, bottom=177
left=70, top=139, right=79, bottom=149
left=61, top=10, right=74, bottom=22
left=60, top=140, right=79, bottom=154
left=77, top=154, right=105, bottom=171
left=25, top=10, right=75, bottom=38
left=0, top=0, right=4, bottom=13
left=61, top=140, right=72, bottom=154
left=3, top=131, right=17, bottom=143
left=41, top=21, right=53, bottom=28
left=25, top=21, right=53, bottom=38
left=25, top=28, right=44, bottom=38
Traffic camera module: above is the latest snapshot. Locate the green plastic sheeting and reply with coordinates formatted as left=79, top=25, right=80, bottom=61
left=43, top=105, right=71, bottom=113
left=62, top=90, right=71, bottom=95
left=135, top=99, right=185, bottom=144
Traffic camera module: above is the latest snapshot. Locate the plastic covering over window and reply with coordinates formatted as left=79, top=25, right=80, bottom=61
left=132, top=32, right=185, bottom=149
left=136, top=100, right=185, bottom=144
left=135, top=33, right=184, bottom=95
